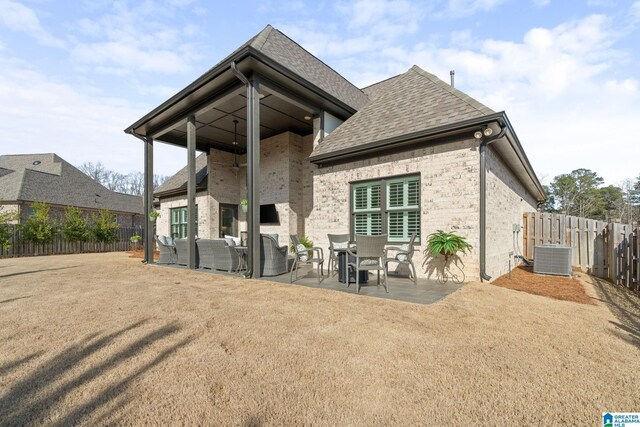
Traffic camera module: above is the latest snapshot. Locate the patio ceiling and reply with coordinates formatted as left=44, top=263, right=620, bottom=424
left=157, top=88, right=314, bottom=154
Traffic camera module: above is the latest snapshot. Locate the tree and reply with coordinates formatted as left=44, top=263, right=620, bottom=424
left=91, top=210, right=119, bottom=243
left=548, top=169, right=604, bottom=217
left=62, top=207, right=90, bottom=242
left=78, top=161, right=169, bottom=196
left=0, top=206, right=17, bottom=250
left=22, top=202, right=56, bottom=244
left=592, top=185, right=623, bottom=222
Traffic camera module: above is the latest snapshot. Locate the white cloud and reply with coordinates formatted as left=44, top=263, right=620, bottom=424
left=0, top=0, right=65, bottom=47
left=0, top=56, right=186, bottom=175
left=532, top=0, right=550, bottom=6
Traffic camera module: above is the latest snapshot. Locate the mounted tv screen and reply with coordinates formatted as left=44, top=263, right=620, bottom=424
left=260, top=204, right=279, bottom=224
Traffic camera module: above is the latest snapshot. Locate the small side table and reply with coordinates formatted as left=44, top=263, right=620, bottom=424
left=234, top=246, right=248, bottom=273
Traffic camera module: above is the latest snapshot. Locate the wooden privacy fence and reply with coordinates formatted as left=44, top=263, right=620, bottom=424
left=0, top=226, right=143, bottom=258
left=522, top=212, right=638, bottom=292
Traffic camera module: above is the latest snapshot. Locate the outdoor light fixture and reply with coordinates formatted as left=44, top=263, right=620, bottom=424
left=474, top=130, right=483, bottom=139
left=304, top=115, right=312, bottom=120
left=483, top=127, right=493, bottom=137
left=474, top=127, right=494, bottom=139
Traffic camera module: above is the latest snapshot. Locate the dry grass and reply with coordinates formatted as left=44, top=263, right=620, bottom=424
left=492, top=264, right=594, bottom=305
left=0, top=253, right=638, bottom=425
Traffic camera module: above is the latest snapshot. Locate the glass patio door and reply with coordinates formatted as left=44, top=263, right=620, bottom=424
left=219, top=204, right=238, bottom=238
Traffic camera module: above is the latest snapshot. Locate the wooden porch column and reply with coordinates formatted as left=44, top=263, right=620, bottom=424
left=247, top=78, right=261, bottom=278
left=143, top=136, right=154, bottom=264
left=187, top=115, right=197, bottom=270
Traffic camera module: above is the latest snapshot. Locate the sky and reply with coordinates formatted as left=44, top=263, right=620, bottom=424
left=0, top=0, right=638, bottom=186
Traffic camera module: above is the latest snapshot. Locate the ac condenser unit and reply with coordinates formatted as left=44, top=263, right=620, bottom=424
left=533, top=245, right=572, bottom=276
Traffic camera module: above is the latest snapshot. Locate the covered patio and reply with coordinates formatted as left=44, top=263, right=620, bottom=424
left=125, top=25, right=364, bottom=278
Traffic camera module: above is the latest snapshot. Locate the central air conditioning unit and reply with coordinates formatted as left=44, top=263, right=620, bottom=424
left=533, top=244, right=573, bottom=276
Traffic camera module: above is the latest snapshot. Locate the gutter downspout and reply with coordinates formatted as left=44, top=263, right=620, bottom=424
left=479, top=123, right=507, bottom=282
left=230, top=61, right=254, bottom=279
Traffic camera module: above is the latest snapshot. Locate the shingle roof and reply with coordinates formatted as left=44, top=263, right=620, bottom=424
left=154, top=153, right=208, bottom=197
left=0, top=154, right=143, bottom=214
left=310, top=65, right=495, bottom=159
left=249, top=26, right=369, bottom=111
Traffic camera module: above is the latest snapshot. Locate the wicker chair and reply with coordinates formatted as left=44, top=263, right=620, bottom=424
left=347, top=235, right=389, bottom=293
left=290, top=235, right=324, bottom=284
left=385, top=233, right=418, bottom=285
left=154, top=235, right=176, bottom=265
left=327, top=234, right=350, bottom=276
left=260, top=234, right=289, bottom=276
left=197, top=238, right=240, bottom=271
left=174, top=238, right=199, bottom=267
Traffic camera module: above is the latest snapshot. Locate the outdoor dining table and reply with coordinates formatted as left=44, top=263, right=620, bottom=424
left=335, top=248, right=368, bottom=284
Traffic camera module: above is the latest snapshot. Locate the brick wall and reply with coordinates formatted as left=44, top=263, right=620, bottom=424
left=156, top=191, right=210, bottom=239
left=305, top=137, right=482, bottom=280
left=485, top=147, right=538, bottom=279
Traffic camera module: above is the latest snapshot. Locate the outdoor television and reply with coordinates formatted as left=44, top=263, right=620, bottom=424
left=260, top=204, right=279, bottom=224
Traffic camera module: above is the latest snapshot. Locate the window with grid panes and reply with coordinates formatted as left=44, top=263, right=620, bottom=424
left=170, top=206, right=198, bottom=239
left=351, top=175, right=420, bottom=243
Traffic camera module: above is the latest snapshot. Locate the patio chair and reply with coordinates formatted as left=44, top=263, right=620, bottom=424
left=290, top=235, right=325, bottom=284
left=197, top=239, right=240, bottom=271
left=347, top=234, right=388, bottom=294
left=260, top=234, right=289, bottom=276
left=154, top=235, right=176, bottom=265
left=327, top=233, right=350, bottom=276
left=385, top=233, right=418, bottom=285
left=174, top=238, right=199, bottom=267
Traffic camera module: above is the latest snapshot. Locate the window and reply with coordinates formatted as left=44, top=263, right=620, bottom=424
left=351, top=175, right=420, bottom=243
left=170, top=206, right=198, bottom=239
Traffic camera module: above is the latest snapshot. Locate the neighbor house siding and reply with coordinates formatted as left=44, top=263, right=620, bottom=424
left=485, top=147, right=538, bottom=279
left=306, top=137, right=482, bottom=280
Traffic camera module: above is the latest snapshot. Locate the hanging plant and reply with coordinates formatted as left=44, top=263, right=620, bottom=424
left=148, top=211, right=160, bottom=222
left=240, top=198, right=248, bottom=213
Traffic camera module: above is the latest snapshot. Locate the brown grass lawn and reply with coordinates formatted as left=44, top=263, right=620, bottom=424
left=0, top=253, right=638, bottom=425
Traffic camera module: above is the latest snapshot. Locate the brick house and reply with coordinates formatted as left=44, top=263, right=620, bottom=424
left=128, top=25, right=544, bottom=281
left=0, top=153, right=144, bottom=227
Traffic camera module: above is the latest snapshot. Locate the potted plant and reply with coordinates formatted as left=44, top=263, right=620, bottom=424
left=148, top=211, right=160, bottom=222
left=424, top=230, right=472, bottom=261
left=240, top=198, right=248, bottom=213
left=130, top=234, right=142, bottom=251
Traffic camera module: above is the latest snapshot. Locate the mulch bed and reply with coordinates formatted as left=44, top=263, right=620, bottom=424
left=492, top=265, right=595, bottom=305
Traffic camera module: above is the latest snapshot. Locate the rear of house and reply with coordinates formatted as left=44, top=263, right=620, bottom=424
left=133, top=25, right=544, bottom=281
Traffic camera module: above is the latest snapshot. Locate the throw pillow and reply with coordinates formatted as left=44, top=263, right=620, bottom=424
left=397, top=244, right=410, bottom=262
left=269, top=233, right=279, bottom=245
left=296, top=243, right=308, bottom=261
left=360, top=258, right=379, bottom=266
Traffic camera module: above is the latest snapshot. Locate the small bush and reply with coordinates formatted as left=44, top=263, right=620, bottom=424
left=92, top=210, right=119, bottom=243
left=22, top=202, right=56, bottom=244
left=0, top=206, right=17, bottom=249
left=62, top=207, right=90, bottom=242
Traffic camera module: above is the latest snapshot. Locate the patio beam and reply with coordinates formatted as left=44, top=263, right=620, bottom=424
left=247, top=77, right=261, bottom=278
left=144, top=136, right=154, bottom=264
left=187, top=114, right=197, bottom=270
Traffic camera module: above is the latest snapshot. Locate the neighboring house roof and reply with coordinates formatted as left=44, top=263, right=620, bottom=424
left=310, top=65, right=494, bottom=159
left=154, top=153, right=208, bottom=198
left=0, top=153, right=143, bottom=214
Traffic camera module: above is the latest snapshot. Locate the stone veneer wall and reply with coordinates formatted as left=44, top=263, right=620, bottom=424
left=484, top=147, right=538, bottom=279
left=156, top=191, right=210, bottom=238
left=305, top=137, right=482, bottom=280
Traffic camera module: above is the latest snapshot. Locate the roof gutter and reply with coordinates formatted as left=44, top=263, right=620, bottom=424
left=478, top=121, right=507, bottom=282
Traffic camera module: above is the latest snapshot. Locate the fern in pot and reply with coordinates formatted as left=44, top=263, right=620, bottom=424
left=425, top=230, right=472, bottom=262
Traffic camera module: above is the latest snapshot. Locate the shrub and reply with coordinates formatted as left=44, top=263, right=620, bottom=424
left=22, top=202, right=56, bottom=244
left=92, top=210, right=120, bottom=243
left=62, top=207, right=90, bottom=242
left=0, top=206, right=17, bottom=250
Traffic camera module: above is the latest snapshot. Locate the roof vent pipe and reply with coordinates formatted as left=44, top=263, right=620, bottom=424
left=450, top=70, right=455, bottom=88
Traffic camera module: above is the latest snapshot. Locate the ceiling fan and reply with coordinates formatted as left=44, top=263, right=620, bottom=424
left=211, top=119, right=247, bottom=174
